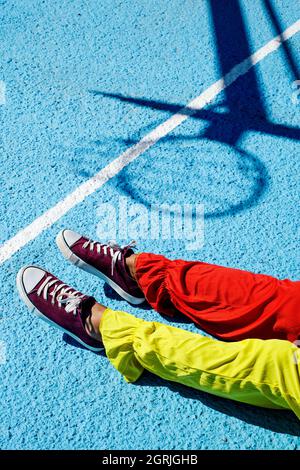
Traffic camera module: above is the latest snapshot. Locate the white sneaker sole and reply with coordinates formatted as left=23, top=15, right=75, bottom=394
left=16, top=266, right=103, bottom=353
left=56, top=230, right=145, bottom=305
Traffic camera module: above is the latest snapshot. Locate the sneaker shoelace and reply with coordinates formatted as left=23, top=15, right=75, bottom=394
left=37, top=276, right=84, bottom=316
left=82, top=239, right=136, bottom=276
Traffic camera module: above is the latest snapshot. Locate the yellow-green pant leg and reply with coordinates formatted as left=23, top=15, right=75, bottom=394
left=100, top=308, right=300, bottom=418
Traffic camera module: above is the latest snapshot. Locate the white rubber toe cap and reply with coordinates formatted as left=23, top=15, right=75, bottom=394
left=21, top=266, right=46, bottom=293
left=61, top=229, right=82, bottom=247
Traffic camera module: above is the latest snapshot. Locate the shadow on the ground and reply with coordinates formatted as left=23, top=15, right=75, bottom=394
left=64, top=0, right=300, bottom=437
left=85, top=0, right=299, bottom=219
left=138, top=370, right=300, bottom=437
left=63, top=331, right=300, bottom=436
left=63, top=333, right=105, bottom=356
left=103, top=282, right=152, bottom=310
left=63, top=315, right=300, bottom=436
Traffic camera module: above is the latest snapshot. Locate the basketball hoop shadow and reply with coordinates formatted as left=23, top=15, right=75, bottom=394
left=86, top=0, right=299, bottom=219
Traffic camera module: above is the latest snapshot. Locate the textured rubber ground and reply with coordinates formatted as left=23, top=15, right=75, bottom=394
left=0, top=0, right=300, bottom=450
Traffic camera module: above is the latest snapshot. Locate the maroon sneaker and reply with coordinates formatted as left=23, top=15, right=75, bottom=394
left=16, top=266, right=103, bottom=352
left=56, top=229, right=145, bottom=305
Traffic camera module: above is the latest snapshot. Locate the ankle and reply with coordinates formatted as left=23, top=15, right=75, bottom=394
left=125, top=254, right=138, bottom=280
left=84, top=302, right=106, bottom=342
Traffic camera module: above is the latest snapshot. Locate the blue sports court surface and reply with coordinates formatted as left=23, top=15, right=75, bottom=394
left=0, top=0, right=300, bottom=449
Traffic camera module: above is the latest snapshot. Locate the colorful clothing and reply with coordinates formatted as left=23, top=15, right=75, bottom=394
left=100, top=308, right=300, bottom=419
left=135, top=253, right=300, bottom=342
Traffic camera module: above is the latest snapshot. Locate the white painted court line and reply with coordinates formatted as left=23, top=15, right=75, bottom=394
left=1, top=19, right=300, bottom=265
left=0, top=340, right=6, bottom=365
left=0, top=81, right=6, bottom=105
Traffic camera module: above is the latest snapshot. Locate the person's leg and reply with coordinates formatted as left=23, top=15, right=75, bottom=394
left=84, top=302, right=105, bottom=342
left=56, top=229, right=300, bottom=343
left=99, top=307, right=300, bottom=419
left=125, top=253, right=138, bottom=279
left=129, top=252, right=300, bottom=343
left=17, top=266, right=300, bottom=419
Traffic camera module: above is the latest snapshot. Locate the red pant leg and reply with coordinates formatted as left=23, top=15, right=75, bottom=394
left=135, top=253, right=300, bottom=342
